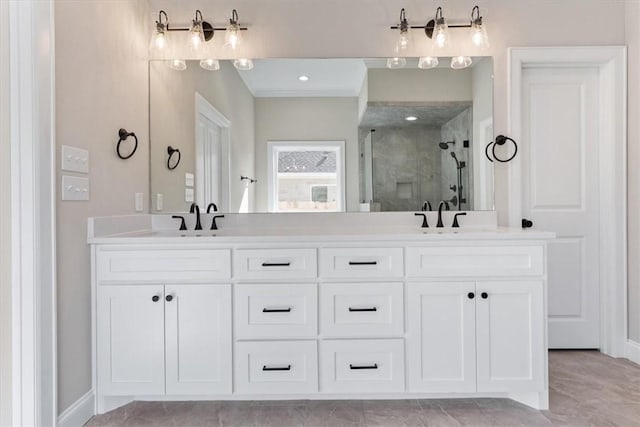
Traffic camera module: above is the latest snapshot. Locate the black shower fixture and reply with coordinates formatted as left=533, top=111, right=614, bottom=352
left=439, top=141, right=455, bottom=150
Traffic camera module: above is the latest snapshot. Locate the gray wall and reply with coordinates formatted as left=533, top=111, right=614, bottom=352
left=150, top=60, right=255, bottom=213
left=441, top=108, right=473, bottom=210
left=55, top=0, right=150, bottom=413
left=367, top=127, right=442, bottom=212
left=254, top=97, right=359, bottom=212
left=0, top=0, right=11, bottom=423
left=368, top=68, right=472, bottom=103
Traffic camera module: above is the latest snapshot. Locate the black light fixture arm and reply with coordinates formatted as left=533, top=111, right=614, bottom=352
left=230, top=9, right=239, bottom=25
left=240, top=175, right=257, bottom=184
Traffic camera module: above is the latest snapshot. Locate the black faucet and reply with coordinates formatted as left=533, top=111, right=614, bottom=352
left=437, top=201, right=450, bottom=228
left=452, top=212, right=467, bottom=228
left=421, top=201, right=432, bottom=211
left=189, top=203, right=202, bottom=230
left=414, top=213, right=428, bottom=228
left=171, top=215, right=187, bottom=231
left=211, top=215, right=225, bottom=231
left=206, top=203, right=218, bottom=213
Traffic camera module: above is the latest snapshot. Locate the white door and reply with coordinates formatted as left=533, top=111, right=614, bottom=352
left=406, top=282, right=476, bottom=393
left=196, top=113, right=221, bottom=209
left=521, top=67, right=600, bottom=348
left=97, top=285, right=165, bottom=396
left=476, top=281, right=545, bottom=392
left=165, top=284, right=232, bottom=395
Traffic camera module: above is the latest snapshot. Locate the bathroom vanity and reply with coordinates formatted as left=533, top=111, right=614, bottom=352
left=88, top=212, right=553, bottom=414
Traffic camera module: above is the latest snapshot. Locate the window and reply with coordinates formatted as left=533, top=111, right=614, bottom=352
left=268, top=141, right=345, bottom=212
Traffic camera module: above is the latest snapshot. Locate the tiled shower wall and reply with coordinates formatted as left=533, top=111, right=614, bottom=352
left=441, top=108, right=474, bottom=210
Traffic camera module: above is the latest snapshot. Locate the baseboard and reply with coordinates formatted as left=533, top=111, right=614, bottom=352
left=626, top=340, right=640, bottom=365
left=57, top=390, right=95, bottom=427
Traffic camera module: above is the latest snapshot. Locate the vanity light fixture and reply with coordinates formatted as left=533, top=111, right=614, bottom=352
left=167, top=59, right=187, bottom=71
left=430, top=7, right=449, bottom=49
left=450, top=55, right=472, bottom=69
left=386, top=57, right=406, bottom=69
left=396, top=8, right=411, bottom=52
left=298, top=75, right=310, bottom=82
left=418, top=56, right=439, bottom=69
left=225, top=9, right=242, bottom=50
left=470, top=6, right=489, bottom=49
left=188, top=10, right=207, bottom=54
left=200, top=58, right=220, bottom=71
left=234, top=58, right=254, bottom=71
left=150, top=10, right=170, bottom=53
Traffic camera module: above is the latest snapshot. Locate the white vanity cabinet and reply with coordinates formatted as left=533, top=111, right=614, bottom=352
left=90, top=232, right=550, bottom=413
left=406, top=280, right=545, bottom=394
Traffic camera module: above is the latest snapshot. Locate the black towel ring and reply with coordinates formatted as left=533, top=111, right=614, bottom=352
left=116, top=128, right=138, bottom=160
left=485, top=134, right=518, bottom=163
left=167, top=146, right=181, bottom=170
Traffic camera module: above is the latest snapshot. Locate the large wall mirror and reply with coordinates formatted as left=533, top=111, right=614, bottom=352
left=149, top=57, right=494, bottom=213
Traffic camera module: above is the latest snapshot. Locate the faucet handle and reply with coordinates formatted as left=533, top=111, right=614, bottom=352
left=452, top=212, right=467, bottom=228
left=171, top=215, right=187, bottom=231
left=414, top=213, right=428, bottom=228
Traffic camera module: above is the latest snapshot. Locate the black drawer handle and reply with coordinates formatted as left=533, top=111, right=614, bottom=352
left=261, top=262, right=291, bottom=267
left=348, top=261, right=377, bottom=266
left=262, top=307, right=292, bottom=313
left=481, top=292, right=488, bottom=299
left=350, top=364, right=378, bottom=370
left=262, top=365, right=291, bottom=371
left=348, top=307, right=377, bottom=312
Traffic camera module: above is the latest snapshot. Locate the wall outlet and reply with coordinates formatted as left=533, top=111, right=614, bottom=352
left=156, top=193, right=164, bottom=211
left=61, top=175, right=90, bottom=201
left=185, top=172, right=194, bottom=187
left=61, top=145, right=89, bottom=173
left=185, top=188, right=194, bottom=203
left=135, top=192, right=144, bottom=212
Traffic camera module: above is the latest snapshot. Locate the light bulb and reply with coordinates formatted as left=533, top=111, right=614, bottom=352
left=167, top=59, right=187, bottom=71
left=418, top=56, right=439, bottom=69
left=434, top=21, right=448, bottom=48
left=150, top=30, right=167, bottom=51
left=150, top=11, right=169, bottom=54
left=386, top=57, right=406, bottom=69
left=396, top=8, right=411, bottom=52
left=233, top=58, right=254, bottom=71
left=451, top=56, right=472, bottom=69
left=200, top=59, right=220, bottom=71
left=188, top=24, right=205, bottom=53
left=225, top=10, right=242, bottom=50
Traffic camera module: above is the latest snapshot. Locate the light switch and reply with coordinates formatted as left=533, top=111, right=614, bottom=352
left=61, top=145, right=89, bottom=173
left=185, top=188, right=194, bottom=203
left=135, top=192, right=144, bottom=212
left=185, top=172, right=194, bottom=187
left=62, top=175, right=90, bottom=201
left=156, top=193, right=164, bottom=211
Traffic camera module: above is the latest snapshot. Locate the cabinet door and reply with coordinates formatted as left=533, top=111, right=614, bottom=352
left=406, top=282, right=476, bottom=392
left=476, top=281, right=545, bottom=392
left=165, top=284, right=232, bottom=395
left=97, top=285, right=165, bottom=395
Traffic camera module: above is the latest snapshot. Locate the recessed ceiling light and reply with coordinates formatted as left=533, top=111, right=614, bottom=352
left=298, top=75, right=310, bottom=82
left=405, top=116, right=418, bottom=121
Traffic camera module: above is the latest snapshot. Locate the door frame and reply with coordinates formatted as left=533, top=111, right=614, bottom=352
left=508, top=46, right=627, bottom=357
left=4, top=0, right=57, bottom=425
left=195, top=92, right=231, bottom=212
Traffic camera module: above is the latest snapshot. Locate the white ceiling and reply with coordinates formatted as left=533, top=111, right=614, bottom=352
left=238, top=58, right=368, bottom=98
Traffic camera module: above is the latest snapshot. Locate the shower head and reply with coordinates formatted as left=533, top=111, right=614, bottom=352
left=439, top=141, right=455, bottom=150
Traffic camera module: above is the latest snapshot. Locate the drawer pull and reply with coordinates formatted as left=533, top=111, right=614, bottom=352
left=348, top=261, right=377, bottom=266
left=262, top=365, right=291, bottom=371
left=262, top=307, right=292, bottom=313
left=261, top=262, right=291, bottom=267
left=349, top=363, right=378, bottom=370
left=348, top=307, right=377, bottom=312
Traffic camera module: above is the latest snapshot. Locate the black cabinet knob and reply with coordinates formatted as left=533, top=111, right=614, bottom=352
left=467, top=292, right=475, bottom=299
left=166, top=295, right=173, bottom=302
left=152, top=295, right=160, bottom=302
left=481, top=292, right=488, bottom=299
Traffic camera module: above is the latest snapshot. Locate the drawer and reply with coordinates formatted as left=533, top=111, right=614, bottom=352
left=319, top=247, right=403, bottom=278
left=235, top=284, right=317, bottom=339
left=320, top=339, right=405, bottom=393
left=406, top=246, right=544, bottom=278
left=234, top=249, right=317, bottom=280
left=320, top=283, right=403, bottom=337
left=97, top=248, right=231, bottom=282
left=234, top=341, right=318, bottom=394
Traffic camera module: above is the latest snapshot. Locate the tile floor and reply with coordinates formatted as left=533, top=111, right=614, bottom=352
left=86, top=350, right=640, bottom=426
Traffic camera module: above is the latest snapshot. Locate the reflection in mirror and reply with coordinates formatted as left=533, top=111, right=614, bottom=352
left=149, top=57, right=493, bottom=213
